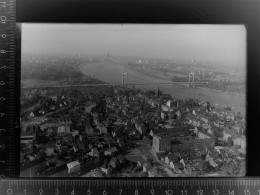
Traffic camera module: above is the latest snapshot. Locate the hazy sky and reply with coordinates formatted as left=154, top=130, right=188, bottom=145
left=22, top=24, right=246, bottom=68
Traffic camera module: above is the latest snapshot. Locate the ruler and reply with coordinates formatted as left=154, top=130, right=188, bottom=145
left=0, top=178, right=260, bottom=195
left=0, top=0, right=18, bottom=178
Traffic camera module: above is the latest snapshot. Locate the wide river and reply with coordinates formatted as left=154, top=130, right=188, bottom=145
left=79, top=61, right=246, bottom=116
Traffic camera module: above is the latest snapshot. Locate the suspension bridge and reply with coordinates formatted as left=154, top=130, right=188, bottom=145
left=21, top=72, right=209, bottom=89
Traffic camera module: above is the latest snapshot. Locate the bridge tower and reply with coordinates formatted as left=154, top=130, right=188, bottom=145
left=122, top=73, right=128, bottom=87
left=188, top=72, right=195, bottom=87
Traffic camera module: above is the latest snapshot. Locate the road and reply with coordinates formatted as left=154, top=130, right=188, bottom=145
left=125, top=138, right=177, bottom=177
left=21, top=105, right=71, bottom=127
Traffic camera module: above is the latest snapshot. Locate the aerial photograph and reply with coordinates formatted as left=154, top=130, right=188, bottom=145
left=20, top=24, right=246, bottom=177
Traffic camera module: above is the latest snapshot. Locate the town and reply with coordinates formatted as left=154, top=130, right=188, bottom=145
left=20, top=83, right=246, bottom=177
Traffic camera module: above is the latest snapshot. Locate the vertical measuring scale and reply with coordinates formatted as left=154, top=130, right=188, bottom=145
left=0, top=0, right=18, bottom=178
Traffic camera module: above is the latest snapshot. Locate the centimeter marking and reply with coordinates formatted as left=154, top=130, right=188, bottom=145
left=1, top=179, right=260, bottom=195
left=0, top=0, right=16, bottom=178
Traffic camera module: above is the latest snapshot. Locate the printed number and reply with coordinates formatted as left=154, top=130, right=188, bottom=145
left=0, top=50, right=6, bottom=53
left=103, top=190, right=107, bottom=195
left=119, top=189, right=122, bottom=195
left=150, top=189, right=155, bottom=195
left=244, top=189, right=250, bottom=195
left=1, top=16, right=6, bottom=23
left=135, top=190, right=138, bottom=195
left=71, top=189, right=75, bottom=195
left=0, top=129, right=5, bottom=132
left=0, top=81, right=5, bottom=85
left=165, top=190, right=173, bottom=195
left=55, top=188, right=59, bottom=195
left=0, top=66, right=6, bottom=69
left=212, top=189, right=219, bottom=195
left=0, top=113, right=5, bottom=117
left=197, top=190, right=203, bottom=195
left=0, top=96, right=5, bottom=102
left=39, top=189, right=43, bottom=195
left=24, top=189, right=27, bottom=195
left=181, top=190, right=187, bottom=195
left=228, top=190, right=235, bottom=195
left=87, top=189, right=91, bottom=195
left=1, top=34, right=6, bottom=38
left=7, top=189, right=13, bottom=194
left=1, top=2, right=6, bottom=8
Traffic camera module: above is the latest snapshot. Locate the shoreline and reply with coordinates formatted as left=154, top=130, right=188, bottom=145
left=134, top=67, right=246, bottom=97
left=196, top=86, right=246, bottom=97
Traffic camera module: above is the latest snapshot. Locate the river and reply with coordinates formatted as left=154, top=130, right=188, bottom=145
left=79, top=61, right=246, bottom=116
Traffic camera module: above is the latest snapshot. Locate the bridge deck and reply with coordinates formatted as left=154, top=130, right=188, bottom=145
left=22, top=81, right=209, bottom=88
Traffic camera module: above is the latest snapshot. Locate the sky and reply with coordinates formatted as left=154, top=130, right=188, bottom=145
left=22, top=24, right=246, bottom=68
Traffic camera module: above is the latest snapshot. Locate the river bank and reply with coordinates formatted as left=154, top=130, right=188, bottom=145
left=79, top=61, right=246, bottom=116
left=196, top=86, right=246, bottom=98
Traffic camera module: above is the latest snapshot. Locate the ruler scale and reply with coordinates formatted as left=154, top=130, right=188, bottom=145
left=0, top=178, right=260, bottom=195
left=0, top=0, right=18, bottom=178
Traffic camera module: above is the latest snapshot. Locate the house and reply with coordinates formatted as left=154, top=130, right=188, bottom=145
left=88, top=148, right=99, bottom=157
left=147, top=168, right=158, bottom=177
left=29, top=112, right=35, bottom=118
left=97, top=123, right=107, bottom=134
left=109, top=157, right=119, bottom=168
left=67, top=160, right=80, bottom=174
left=100, top=165, right=112, bottom=175
left=85, top=124, right=94, bottom=134
left=20, top=131, right=36, bottom=144
left=104, top=147, right=117, bottom=156
left=45, top=146, right=55, bottom=156
left=161, top=111, right=167, bottom=120
left=169, top=161, right=175, bottom=170
left=233, top=136, right=246, bottom=149
left=166, top=100, right=174, bottom=108
left=164, top=154, right=178, bottom=169
left=197, top=130, right=214, bottom=139
left=57, top=126, right=71, bottom=134
left=132, top=118, right=147, bottom=135
left=186, top=114, right=201, bottom=127
left=162, top=105, right=173, bottom=112
left=148, top=99, right=159, bottom=107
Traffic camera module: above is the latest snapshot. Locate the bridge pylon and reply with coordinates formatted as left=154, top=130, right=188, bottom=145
left=122, top=73, right=128, bottom=87
left=188, top=72, right=195, bottom=87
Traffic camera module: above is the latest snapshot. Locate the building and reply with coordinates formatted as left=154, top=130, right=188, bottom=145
left=100, top=165, right=112, bottom=175
left=153, top=129, right=215, bottom=153
left=21, top=132, right=36, bottom=145
left=161, top=105, right=173, bottom=112
left=104, top=147, right=117, bottom=156
left=170, top=138, right=215, bottom=153
left=88, top=148, right=99, bottom=157
left=45, top=146, right=55, bottom=156
left=132, top=118, right=147, bottom=135
left=148, top=99, right=159, bottom=107
left=29, top=112, right=35, bottom=118
left=57, top=125, right=71, bottom=134
left=67, top=160, right=80, bottom=174
left=97, top=123, right=107, bottom=134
